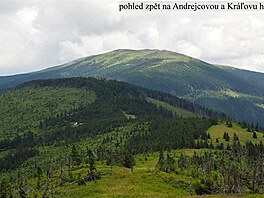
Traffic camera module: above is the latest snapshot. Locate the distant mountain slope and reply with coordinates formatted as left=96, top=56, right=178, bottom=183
left=0, top=49, right=264, bottom=125
left=217, top=64, right=264, bottom=87
left=0, top=77, right=218, bottom=141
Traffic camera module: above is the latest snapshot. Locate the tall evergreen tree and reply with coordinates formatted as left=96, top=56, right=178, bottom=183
left=70, top=145, right=81, bottom=166
left=156, top=150, right=165, bottom=171
left=123, top=149, right=135, bottom=173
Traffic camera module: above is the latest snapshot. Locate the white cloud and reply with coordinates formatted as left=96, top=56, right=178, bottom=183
left=0, top=0, right=264, bottom=75
left=59, top=31, right=144, bottom=61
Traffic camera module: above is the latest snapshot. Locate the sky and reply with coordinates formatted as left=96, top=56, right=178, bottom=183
left=0, top=0, right=264, bottom=75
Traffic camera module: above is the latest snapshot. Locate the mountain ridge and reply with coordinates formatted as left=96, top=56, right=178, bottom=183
left=0, top=49, right=264, bottom=126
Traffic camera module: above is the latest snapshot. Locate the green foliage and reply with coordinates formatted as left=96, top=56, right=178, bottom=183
left=122, top=149, right=135, bottom=172
left=0, top=179, right=12, bottom=197
left=156, top=151, right=176, bottom=173
left=228, top=122, right=233, bottom=128
left=156, top=150, right=165, bottom=171
left=71, top=145, right=81, bottom=166
left=87, top=149, right=96, bottom=173
left=77, top=174, right=86, bottom=186
left=194, top=177, right=215, bottom=195
left=0, top=147, right=38, bottom=171
left=223, top=132, right=230, bottom=142
left=18, top=182, right=27, bottom=198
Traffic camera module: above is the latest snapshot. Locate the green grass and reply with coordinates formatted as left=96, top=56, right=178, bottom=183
left=122, top=111, right=136, bottom=119
left=0, top=87, right=96, bottom=139
left=207, top=123, right=264, bottom=146
left=224, top=89, right=242, bottom=98
left=256, top=103, right=264, bottom=110
left=78, top=49, right=191, bottom=71
left=44, top=151, right=195, bottom=197
left=146, top=97, right=195, bottom=117
left=28, top=149, right=262, bottom=198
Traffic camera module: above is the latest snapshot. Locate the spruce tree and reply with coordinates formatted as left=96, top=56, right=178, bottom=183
left=87, top=149, right=96, bottom=172
left=228, top=122, right=233, bottom=128
left=233, top=133, right=239, bottom=141
left=178, top=153, right=186, bottom=170
left=223, top=132, right=230, bottom=142
left=165, top=153, right=175, bottom=172
left=123, top=150, right=135, bottom=173
left=157, top=150, right=165, bottom=171
left=71, top=145, right=81, bottom=166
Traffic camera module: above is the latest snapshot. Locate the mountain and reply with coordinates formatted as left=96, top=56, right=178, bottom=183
left=0, top=49, right=264, bottom=126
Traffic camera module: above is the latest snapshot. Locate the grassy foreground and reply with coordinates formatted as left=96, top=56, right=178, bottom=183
left=25, top=149, right=263, bottom=198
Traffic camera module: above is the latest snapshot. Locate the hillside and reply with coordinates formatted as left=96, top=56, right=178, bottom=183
left=0, top=77, right=217, bottom=148
left=217, top=65, right=264, bottom=87
left=0, top=49, right=263, bottom=126
left=0, top=78, right=263, bottom=197
left=208, top=123, right=264, bottom=146
left=0, top=87, right=95, bottom=140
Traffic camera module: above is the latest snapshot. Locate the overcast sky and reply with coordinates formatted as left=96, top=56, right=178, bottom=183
left=0, top=0, right=264, bottom=75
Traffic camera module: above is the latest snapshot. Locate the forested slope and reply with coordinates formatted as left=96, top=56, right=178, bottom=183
left=0, top=78, right=263, bottom=197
